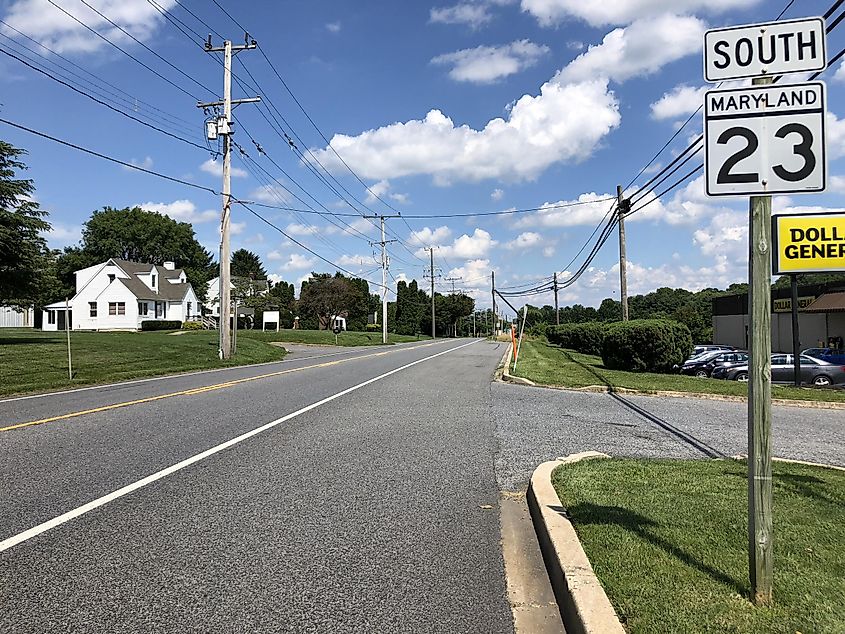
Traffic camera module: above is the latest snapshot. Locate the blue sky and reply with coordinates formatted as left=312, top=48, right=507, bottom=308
left=2, top=0, right=844, bottom=312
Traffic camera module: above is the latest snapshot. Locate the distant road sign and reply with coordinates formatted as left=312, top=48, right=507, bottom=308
left=704, top=17, right=826, bottom=82
left=772, top=211, right=845, bottom=274
left=704, top=82, right=826, bottom=197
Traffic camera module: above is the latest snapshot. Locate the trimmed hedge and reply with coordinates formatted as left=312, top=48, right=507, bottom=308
left=547, top=322, right=608, bottom=356
left=182, top=321, right=203, bottom=331
left=601, top=319, right=693, bottom=373
left=141, top=320, right=182, bottom=331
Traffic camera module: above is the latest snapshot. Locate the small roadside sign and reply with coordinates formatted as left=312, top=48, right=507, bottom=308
left=772, top=211, right=845, bottom=274
left=704, top=17, right=826, bottom=82
left=704, top=82, right=826, bottom=197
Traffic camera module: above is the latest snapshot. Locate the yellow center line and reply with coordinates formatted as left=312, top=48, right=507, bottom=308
left=1, top=340, right=444, bottom=433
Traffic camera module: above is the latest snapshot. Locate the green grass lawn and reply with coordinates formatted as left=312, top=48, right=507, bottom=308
left=0, top=328, right=286, bottom=396
left=512, top=338, right=845, bottom=404
left=553, top=458, right=845, bottom=634
left=240, top=329, right=431, bottom=347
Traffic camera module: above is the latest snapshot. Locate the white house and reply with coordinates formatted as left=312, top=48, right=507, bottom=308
left=42, top=259, right=200, bottom=331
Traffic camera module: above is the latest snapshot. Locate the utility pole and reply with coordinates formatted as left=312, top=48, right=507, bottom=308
left=199, top=34, right=260, bottom=359
left=747, top=75, right=774, bottom=606
left=617, top=184, right=629, bottom=322
left=365, top=214, right=399, bottom=344
left=445, top=276, right=462, bottom=294
left=553, top=271, right=560, bottom=326
left=424, top=247, right=441, bottom=339
left=491, top=271, right=497, bottom=337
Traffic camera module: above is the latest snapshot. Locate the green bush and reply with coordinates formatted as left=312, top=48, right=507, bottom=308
left=141, top=320, right=182, bottom=331
left=182, top=321, right=203, bottom=331
left=365, top=323, right=380, bottom=332
left=547, top=322, right=608, bottom=356
left=601, top=319, right=693, bottom=373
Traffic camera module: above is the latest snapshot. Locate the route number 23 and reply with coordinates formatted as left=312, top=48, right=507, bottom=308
left=717, top=123, right=816, bottom=184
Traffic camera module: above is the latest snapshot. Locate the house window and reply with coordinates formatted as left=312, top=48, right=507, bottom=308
left=109, top=302, right=126, bottom=316
left=47, top=310, right=56, bottom=325
left=138, top=302, right=148, bottom=316
left=109, top=302, right=117, bottom=315
left=108, top=274, right=115, bottom=283
left=89, top=302, right=97, bottom=318
left=152, top=275, right=156, bottom=288
left=187, top=301, right=192, bottom=316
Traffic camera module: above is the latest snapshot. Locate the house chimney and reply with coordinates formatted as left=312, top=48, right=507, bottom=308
left=163, top=261, right=175, bottom=270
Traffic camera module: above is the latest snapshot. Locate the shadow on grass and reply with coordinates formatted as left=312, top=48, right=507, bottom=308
left=558, top=347, right=615, bottom=391
left=0, top=337, right=61, bottom=345
left=724, top=467, right=841, bottom=506
left=556, top=502, right=748, bottom=597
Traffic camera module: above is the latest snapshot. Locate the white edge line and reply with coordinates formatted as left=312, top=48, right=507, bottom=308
left=0, top=338, right=482, bottom=553
left=0, top=339, right=442, bottom=404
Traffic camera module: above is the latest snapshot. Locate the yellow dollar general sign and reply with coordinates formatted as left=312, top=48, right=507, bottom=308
left=773, top=211, right=845, bottom=274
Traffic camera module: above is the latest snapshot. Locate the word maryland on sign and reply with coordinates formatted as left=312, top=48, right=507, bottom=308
left=704, top=82, right=827, bottom=196
left=772, top=211, right=845, bottom=274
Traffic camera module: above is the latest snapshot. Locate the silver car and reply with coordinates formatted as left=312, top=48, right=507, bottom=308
left=713, top=354, right=845, bottom=387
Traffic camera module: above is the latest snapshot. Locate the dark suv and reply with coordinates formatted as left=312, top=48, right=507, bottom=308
left=679, top=350, right=749, bottom=377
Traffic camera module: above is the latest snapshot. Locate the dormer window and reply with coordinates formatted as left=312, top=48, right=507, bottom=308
left=152, top=275, right=157, bottom=288
left=108, top=274, right=115, bottom=283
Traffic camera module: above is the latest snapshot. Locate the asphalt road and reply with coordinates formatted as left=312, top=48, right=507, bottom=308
left=1, top=338, right=515, bottom=633
left=493, top=382, right=845, bottom=491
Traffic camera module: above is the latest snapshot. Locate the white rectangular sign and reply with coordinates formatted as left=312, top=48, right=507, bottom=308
left=705, top=82, right=827, bottom=197
left=704, top=17, right=826, bottom=82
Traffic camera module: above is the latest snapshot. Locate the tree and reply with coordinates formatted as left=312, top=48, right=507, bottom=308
left=298, top=273, right=357, bottom=330
left=0, top=141, right=52, bottom=307
left=70, top=206, right=215, bottom=301
left=394, top=279, right=427, bottom=335
left=230, top=249, right=267, bottom=279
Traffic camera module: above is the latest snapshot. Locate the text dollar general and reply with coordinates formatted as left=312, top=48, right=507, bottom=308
left=773, top=212, right=845, bottom=274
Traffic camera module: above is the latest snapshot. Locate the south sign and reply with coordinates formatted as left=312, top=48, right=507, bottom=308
left=704, top=17, right=826, bottom=82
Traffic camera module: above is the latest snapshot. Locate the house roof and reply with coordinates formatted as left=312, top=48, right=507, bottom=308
left=118, top=277, right=192, bottom=301
left=804, top=292, right=845, bottom=313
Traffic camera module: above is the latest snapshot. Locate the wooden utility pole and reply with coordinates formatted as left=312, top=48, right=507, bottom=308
left=617, top=185, right=629, bottom=321
left=491, top=271, right=496, bottom=337
left=553, top=271, right=560, bottom=326
left=65, top=297, right=72, bottom=380
left=199, top=36, right=259, bottom=359
left=428, top=247, right=437, bottom=339
left=364, top=214, right=399, bottom=344
left=747, top=75, right=774, bottom=607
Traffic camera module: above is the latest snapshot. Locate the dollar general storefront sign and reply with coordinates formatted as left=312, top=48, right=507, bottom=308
left=773, top=211, right=845, bottom=274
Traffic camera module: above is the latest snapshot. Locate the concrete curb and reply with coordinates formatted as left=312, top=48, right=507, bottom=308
left=732, top=454, right=845, bottom=472
left=497, top=342, right=538, bottom=386
left=527, top=452, right=625, bottom=634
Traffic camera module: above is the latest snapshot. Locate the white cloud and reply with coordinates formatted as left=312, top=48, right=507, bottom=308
left=309, top=78, right=620, bottom=185
left=44, top=223, right=82, bottom=248
left=200, top=158, right=248, bottom=179
left=408, top=226, right=453, bottom=247
left=230, top=222, right=246, bottom=235
left=430, top=3, right=494, bottom=29
left=418, top=228, right=497, bottom=259
left=542, top=245, right=555, bottom=257
left=285, top=223, right=320, bottom=236
left=1, top=0, right=177, bottom=54
left=491, top=188, right=504, bottom=201
left=336, top=254, right=375, bottom=267
left=584, top=257, right=741, bottom=298
left=249, top=184, right=292, bottom=204
left=515, top=192, right=616, bottom=228
left=139, top=199, right=217, bottom=224
left=432, top=40, right=549, bottom=84
left=834, top=60, right=845, bottom=83
left=122, top=156, right=153, bottom=172
left=693, top=211, right=747, bottom=260
left=826, top=111, right=845, bottom=159
left=326, top=21, right=341, bottom=33
left=363, top=180, right=409, bottom=205
left=444, top=258, right=491, bottom=303
left=505, top=231, right=543, bottom=250
left=520, top=0, right=760, bottom=27
left=650, top=85, right=707, bottom=121
left=280, top=253, right=317, bottom=271
left=558, top=15, right=705, bottom=84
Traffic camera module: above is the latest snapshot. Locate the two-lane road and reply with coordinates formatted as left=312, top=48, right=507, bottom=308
left=1, top=338, right=516, bottom=633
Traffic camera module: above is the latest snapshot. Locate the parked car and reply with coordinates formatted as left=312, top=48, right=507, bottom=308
left=802, top=347, right=845, bottom=364
left=679, top=350, right=749, bottom=377
left=712, top=354, right=845, bottom=387
left=692, top=344, right=735, bottom=358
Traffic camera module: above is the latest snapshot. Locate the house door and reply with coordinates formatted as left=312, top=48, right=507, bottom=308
left=57, top=310, right=68, bottom=330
